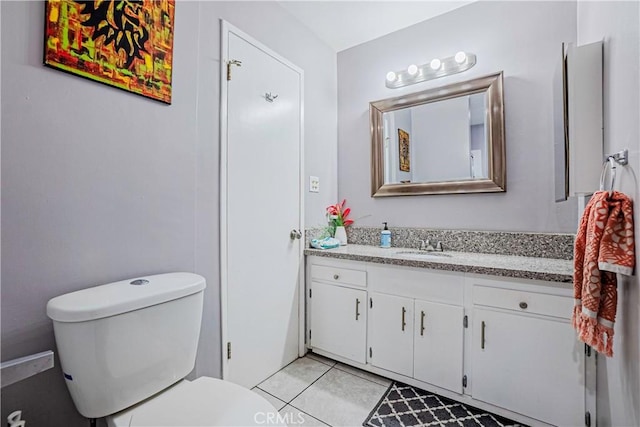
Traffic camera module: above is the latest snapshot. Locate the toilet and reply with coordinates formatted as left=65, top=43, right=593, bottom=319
left=47, top=272, right=283, bottom=426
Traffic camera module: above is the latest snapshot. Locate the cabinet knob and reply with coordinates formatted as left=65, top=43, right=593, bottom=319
left=519, top=302, right=528, bottom=310
left=333, top=274, right=339, bottom=280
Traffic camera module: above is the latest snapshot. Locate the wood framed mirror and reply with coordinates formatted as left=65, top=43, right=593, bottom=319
left=370, top=72, right=506, bottom=197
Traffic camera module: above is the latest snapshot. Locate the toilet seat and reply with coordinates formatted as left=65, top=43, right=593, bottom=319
left=107, top=377, right=284, bottom=427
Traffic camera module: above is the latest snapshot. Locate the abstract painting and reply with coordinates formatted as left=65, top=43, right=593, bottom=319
left=398, top=128, right=410, bottom=172
left=44, top=0, right=175, bottom=104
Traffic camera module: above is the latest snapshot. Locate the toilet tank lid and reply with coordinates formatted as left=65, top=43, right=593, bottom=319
left=47, top=272, right=206, bottom=322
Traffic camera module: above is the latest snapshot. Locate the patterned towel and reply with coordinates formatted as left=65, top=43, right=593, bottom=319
left=573, top=191, right=635, bottom=357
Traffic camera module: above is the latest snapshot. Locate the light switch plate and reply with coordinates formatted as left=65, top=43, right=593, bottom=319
left=309, top=176, right=320, bottom=193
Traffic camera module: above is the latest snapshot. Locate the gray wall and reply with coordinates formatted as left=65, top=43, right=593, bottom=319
left=411, top=97, right=471, bottom=182
left=577, top=1, right=640, bottom=425
left=337, top=1, right=579, bottom=233
left=0, top=1, right=337, bottom=425
left=470, top=124, right=488, bottom=178
left=387, top=109, right=412, bottom=183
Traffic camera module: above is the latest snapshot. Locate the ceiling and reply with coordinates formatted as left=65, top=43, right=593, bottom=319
left=278, top=1, right=474, bottom=52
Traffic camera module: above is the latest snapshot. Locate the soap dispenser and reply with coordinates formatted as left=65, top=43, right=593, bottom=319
left=380, top=222, right=391, bottom=248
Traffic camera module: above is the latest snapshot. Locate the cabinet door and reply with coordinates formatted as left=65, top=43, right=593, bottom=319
left=414, top=300, right=464, bottom=393
left=368, top=292, right=414, bottom=377
left=310, top=282, right=367, bottom=363
left=472, top=308, right=585, bottom=426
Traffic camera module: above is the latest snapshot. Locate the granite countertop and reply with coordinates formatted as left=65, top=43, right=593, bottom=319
left=304, top=244, right=573, bottom=284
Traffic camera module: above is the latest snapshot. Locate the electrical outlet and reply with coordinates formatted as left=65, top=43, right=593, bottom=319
left=309, top=176, right=320, bottom=193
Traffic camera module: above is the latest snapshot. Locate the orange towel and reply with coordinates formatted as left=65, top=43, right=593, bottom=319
left=573, top=190, right=635, bottom=357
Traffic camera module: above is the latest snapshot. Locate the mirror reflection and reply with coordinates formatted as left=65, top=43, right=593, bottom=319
left=382, top=92, right=488, bottom=185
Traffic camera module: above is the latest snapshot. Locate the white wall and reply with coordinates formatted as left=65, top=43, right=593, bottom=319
left=337, top=1, right=578, bottom=232
left=577, top=1, right=640, bottom=425
left=0, top=2, right=337, bottom=425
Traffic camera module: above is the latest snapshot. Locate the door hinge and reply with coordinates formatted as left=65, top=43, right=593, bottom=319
left=369, top=297, right=373, bottom=309
left=309, top=289, right=312, bottom=298
left=585, top=411, right=591, bottom=427
left=462, top=375, right=467, bottom=388
left=226, top=59, right=242, bottom=81
left=309, top=329, right=312, bottom=340
left=585, top=344, right=592, bottom=357
left=463, top=315, right=468, bottom=328
left=369, top=347, right=372, bottom=358
left=227, top=342, right=231, bottom=360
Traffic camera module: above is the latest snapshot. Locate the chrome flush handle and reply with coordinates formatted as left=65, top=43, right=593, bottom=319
left=401, top=307, right=407, bottom=331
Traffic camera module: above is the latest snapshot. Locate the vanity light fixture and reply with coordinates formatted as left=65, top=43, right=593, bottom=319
left=385, top=51, right=477, bottom=89
left=454, top=51, right=467, bottom=64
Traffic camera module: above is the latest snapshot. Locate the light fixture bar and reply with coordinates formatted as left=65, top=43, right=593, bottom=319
left=385, top=52, right=477, bottom=89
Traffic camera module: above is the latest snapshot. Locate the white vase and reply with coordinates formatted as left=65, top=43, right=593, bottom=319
left=334, top=226, right=348, bottom=246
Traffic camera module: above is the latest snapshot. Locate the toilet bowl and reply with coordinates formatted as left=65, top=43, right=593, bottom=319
left=47, top=273, right=284, bottom=426
left=107, top=377, right=283, bottom=427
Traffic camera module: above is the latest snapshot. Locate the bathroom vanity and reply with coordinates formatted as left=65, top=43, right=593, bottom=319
left=305, top=245, right=594, bottom=427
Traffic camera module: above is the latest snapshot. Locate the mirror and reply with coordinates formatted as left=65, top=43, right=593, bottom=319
left=370, top=72, right=506, bottom=197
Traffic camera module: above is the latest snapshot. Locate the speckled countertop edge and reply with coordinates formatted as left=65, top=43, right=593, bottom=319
left=325, top=227, right=575, bottom=260
left=304, top=244, right=573, bottom=285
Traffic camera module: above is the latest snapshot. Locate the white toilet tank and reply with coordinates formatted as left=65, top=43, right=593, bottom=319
left=46, top=272, right=206, bottom=419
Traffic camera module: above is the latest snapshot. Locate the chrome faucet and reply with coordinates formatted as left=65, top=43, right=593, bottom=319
left=420, top=239, right=443, bottom=252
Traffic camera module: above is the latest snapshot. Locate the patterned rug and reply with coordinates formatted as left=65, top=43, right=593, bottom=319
left=363, top=382, right=525, bottom=427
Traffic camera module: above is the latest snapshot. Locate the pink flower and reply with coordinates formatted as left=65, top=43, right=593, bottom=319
left=326, top=199, right=353, bottom=227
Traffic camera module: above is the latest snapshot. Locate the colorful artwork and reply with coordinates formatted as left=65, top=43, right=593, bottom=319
left=44, top=0, right=175, bottom=104
left=398, top=128, right=410, bottom=172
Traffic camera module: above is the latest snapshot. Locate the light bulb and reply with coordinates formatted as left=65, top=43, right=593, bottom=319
left=407, top=64, right=418, bottom=76
left=455, top=51, right=467, bottom=64
left=430, top=58, right=441, bottom=70
left=386, top=71, right=397, bottom=82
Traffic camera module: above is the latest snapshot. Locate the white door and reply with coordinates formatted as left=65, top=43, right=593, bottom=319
left=472, top=308, right=585, bottom=426
left=368, top=292, right=414, bottom=377
left=310, top=282, right=367, bottom=363
left=413, top=300, right=464, bottom=393
left=222, top=23, right=303, bottom=388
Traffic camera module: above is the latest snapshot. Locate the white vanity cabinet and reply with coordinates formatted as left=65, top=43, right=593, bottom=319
left=308, top=261, right=367, bottom=364
left=368, top=292, right=414, bottom=377
left=367, top=264, right=465, bottom=393
left=367, top=293, right=464, bottom=392
left=306, top=256, right=593, bottom=426
left=470, top=278, right=587, bottom=427
left=413, top=300, right=464, bottom=394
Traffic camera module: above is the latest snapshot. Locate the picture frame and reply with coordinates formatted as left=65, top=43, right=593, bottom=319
left=43, top=0, right=176, bottom=104
left=398, top=128, right=410, bottom=172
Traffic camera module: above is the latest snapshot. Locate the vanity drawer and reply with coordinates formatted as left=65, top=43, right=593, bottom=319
left=473, top=285, right=573, bottom=319
left=311, top=264, right=367, bottom=287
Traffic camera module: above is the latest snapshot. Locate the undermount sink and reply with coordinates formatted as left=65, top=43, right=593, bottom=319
left=394, top=250, right=453, bottom=259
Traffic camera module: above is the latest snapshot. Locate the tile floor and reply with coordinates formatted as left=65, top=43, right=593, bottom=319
left=251, top=353, right=392, bottom=426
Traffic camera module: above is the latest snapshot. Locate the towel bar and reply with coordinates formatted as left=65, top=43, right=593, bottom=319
left=1, top=350, right=54, bottom=388
left=599, top=149, right=629, bottom=193
left=607, top=149, right=628, bottom=166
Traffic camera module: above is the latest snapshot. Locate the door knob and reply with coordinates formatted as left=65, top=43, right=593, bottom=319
left=290, top=229, right=302, bottom=240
